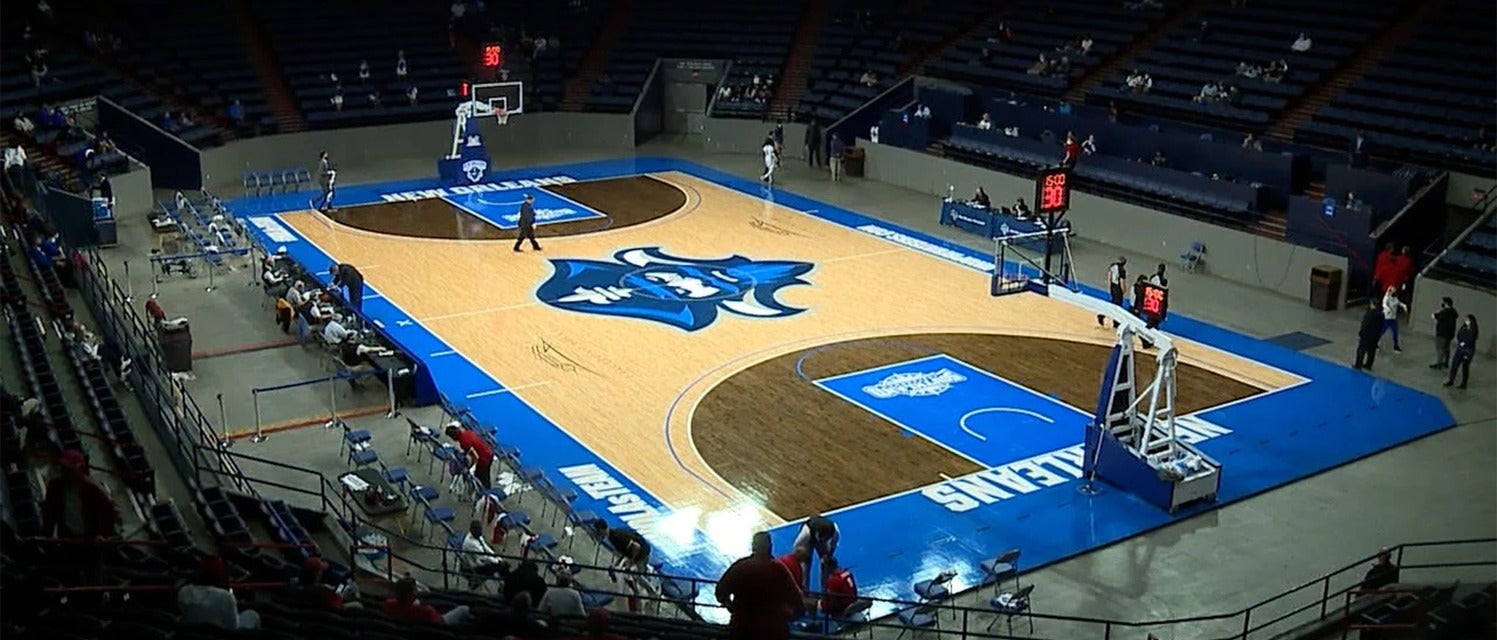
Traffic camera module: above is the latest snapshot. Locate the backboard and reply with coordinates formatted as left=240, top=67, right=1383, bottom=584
left=470, top=81, right=524, bottom=117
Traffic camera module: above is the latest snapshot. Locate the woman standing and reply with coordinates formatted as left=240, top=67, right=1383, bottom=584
left=1445, top=315, right=1480, bottom=389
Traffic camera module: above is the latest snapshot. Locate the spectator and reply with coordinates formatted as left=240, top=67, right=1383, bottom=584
left=804, top=120, right=822, bottom=167
left=504, top=591, right=551, bottom=637
left=859, top=70, right=877, bottom=87
left=913, top=104, right=931, bottom=118
left=819, top=556, right=859, bottom=616
left=179, top=555, right=260, bottom=629
left=1057, top=100, right=1073, bottom=115
left=4, top=144, right=27, bottom=192
left=868, top=123, right=879, bottom=144
left=1107, top=99, right=1119, bottom=122
left=1431, top=297, right=1458, bottom=370
left=1344, top=191, right=1360, bottom=210
left=1387, top=246, right=1414, bottom=295
left=445, top=422, right=494, bottom=489
left=13, top=111, right=35, bottom=139
left=1081, top=134, right=1097, bottom=155
left=1194, top=20, right=1210, bottom=42
left=1049, top=56, right=1071, bottom=76
left=1013, top=197, right=1032, bottom=218
left=1349, top=129, right=1369, bottom=166
left=575, top=609, right=629, bottom=640
left=1444, top=315, right=1479, bottom=389
left=1380, top=286, right=1406, bottom=353
left=367, top=90, right=382, bottom=106
left=160, top=111, right=180, bottom=132
left=358, top=59, right=371, bottom=84
left=1353, top=300, right=1383, bottom=370
left=775, top=545, right=812, bottom=593
left=227, top=99, right=246, bottom=124
left=41, top=449, right=119, bottom=538
left=1236, top=61, right=1261, bottom=78
left=997, top=23, right=1014, bottom=42
left=30, top=55, right=48, bottom=87
left=1372, top=244, right=1396, bottom=293
left=1291, top=32, right=1312, bottom=52
left=1062, top=132, right=1081, bottom=166
left=977, top=113, right=993, bottom=130
left=282, top=556, right=350, bottom=611
left=1263, top=59, right=1287, bottom=83
left=395, top=50, right=408, bottom=80
left=1242, top=133, right=1263, bottom=151
left=1028, top=54, right=1050, bottom=75
left=92, top=174, right=113, bottom=208
left=829, top=134, right=845, bottom=181
left=503, top=560, right=549, bottom=606
left=407, top=85, right=419, bottom=105
left=331, top=89, right=344, bottom=111
left=1150, top=150, right=1169, bottom=167
left=382, top=576, right=471, bottom=625
left=716, top=531, right=805, bottom=640
left=459, top=520, right=508, bottom=587
left=538, top=572, right=587, bottom=618
left=1360, top=549, right=1399, bottom=590
left=1193, top=82, right=1220, bottom=104
left=1080, top=36, right=1094, bottom=54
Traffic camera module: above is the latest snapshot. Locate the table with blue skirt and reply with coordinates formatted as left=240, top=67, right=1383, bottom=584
left=939, top=200, right=1065, bottom=248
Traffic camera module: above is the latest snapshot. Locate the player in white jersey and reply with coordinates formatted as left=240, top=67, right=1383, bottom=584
left=761, top=137, right=778, bottom=184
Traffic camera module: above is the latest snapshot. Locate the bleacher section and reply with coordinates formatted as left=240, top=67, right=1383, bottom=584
left=1429, top=212, right=1497, bottom=291
left=1295, top=0, right=1497, bottom=175
left=248, top=0, right=466, bottom=129
left=526, top=0, right=616, bottom=112
left=94, top=0, right=272, bottom=141
left=583, top=0, right=803, bottom=113
left=1088, top=0, right=1398, bottom=129
left=928, top=0, right=1169, bottom=97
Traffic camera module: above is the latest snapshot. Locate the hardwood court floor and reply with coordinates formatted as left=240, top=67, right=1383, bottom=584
left=327, top=176, right=686, bottom=239
left=279, top=171, right=1300, bottom=528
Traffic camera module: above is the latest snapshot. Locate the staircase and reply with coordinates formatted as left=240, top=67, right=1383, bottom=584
left=561, top=0, right=634, bottom=111
left=2, top=132, right=86, bottom=193
left=1064, top=0, right=1207, bottom=103
left=1266, top=0, right=1434, bottom=140
left=231, top=0, right=305, bottom=133
left=768, top=0, right=830, bottom=122
left=1252, top=209, right=1288, bottom=240
left=898, top=2, right=1006, bottom=77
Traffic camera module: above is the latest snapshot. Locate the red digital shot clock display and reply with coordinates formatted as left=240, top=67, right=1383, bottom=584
left=1035, top=168, right=1071, bottom=216
left=1139, top=282, right=1169, bottom=321
left=481, top=44, right=503, bottom=68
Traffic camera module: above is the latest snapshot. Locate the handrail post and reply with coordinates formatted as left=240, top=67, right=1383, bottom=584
left=1319, top=576, right=1331, bottom=619
left=1241, top=608, right=1252, bottom=639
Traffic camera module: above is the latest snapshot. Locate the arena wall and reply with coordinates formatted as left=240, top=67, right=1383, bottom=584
left=702, top=118, right=806, bottom=155
left=198, top=113, right=637, bottom=188
left=1447, top=170, right=1497, bottom=207
left=112, top=165, right=154, bottom=216
left=860, top=140, right=1351, bottom=303
left=1412, top=275, right=1497, bottom=356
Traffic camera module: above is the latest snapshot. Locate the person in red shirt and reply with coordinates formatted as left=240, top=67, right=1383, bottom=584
left=820, top=556, right=859, bottom=617
left=776, top=545, right=810, bottom=589
left=570, top=609, right=629, bottom=640
left=1372, top=244, right=1397, bottom=294
left=716, top=532, right=806, bottom=640
left=1061, top=132, right=1081, bottom=167
left=382, top=576, right=471, bottom=625
left=445, top=424, right=494, bottom=490
left=1387, top=246, right=1415, bottom=301
left=42, top=449, right=120, bottom=539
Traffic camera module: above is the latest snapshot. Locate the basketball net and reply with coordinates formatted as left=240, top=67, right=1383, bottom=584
left=496, top=106, right=509, bottom=126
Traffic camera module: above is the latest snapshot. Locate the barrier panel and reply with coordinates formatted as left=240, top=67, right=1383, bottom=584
left=241, top=369, right=397, bottom=443
left=96, top=96, right=203, bottom=190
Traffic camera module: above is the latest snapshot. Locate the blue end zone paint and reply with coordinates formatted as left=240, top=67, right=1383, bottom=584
left=814, top=355, right=1090, bottom=468
left=1266, top=331, right=1334, bottom=352
left=442, top=189, right=605, bottom=230
left=231, top=157, right=1456, bottom=620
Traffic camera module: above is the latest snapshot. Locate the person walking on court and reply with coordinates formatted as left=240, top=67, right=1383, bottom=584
left=316, top=151, right=336, bottom=212
left=1354, top=301, right=1383, bottom=371
left=513, top=193, right=541, bottom=252
left=1097, top=256, right=1127, bottom=327
left=829, top=134, right=845, bottom=181
left=761, top=136, right=778, bottom=185
left=1430, top=297, right=1458, bottom=369
left=1444, top=315, right=1479, bottom=389
left=1380, top=286, right=1406, bottom=353
left=804, top=120, right=823, bottom=167
left=328, top=262, right=364, bottom=312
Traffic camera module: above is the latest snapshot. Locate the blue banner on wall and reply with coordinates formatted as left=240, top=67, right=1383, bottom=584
left=97, top=96, right=202, bottom=190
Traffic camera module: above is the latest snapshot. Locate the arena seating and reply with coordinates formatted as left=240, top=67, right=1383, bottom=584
left=927, top=0, right=1170, bottom=97
left=528, top=0, right=616, bottom=112
left=795, top=0, right=985, bottom=125
left=1088, top=0, right=1398, bottom=129
left=1428, top=212, right=1497, bottom=291
left=581, top=0, right=802, bottom=114
left=249, top=0, right=467, bottom=129
left=1294, top=0, right=1497, bottom=175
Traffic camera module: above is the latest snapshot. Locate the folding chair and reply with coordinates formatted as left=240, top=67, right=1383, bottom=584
left=987, top=584, right=1035, bottom=634
left=282, top=170, right=297, bottom=192
left=295, top=168, right=312, bottom=188
left=981, top=548, right=1021, bottom=593
left=895, top=604, right=940, bottom=639
left=1180, top=241, right=1205, bottom=271
left=243, top=172, right=257, bottom=194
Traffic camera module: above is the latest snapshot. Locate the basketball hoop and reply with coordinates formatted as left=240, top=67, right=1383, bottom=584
left=496, top=107, right=509, bottom=126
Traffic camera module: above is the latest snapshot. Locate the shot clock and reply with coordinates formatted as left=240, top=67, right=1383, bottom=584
left=1034, top=167, right=1071, bottom=217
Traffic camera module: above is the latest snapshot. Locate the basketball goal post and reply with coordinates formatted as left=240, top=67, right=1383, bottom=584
left=990, top=226, right=1076, bottom=297
left=447, top=81, right=524, bottom=158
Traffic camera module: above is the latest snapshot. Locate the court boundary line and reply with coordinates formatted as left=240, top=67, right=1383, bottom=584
left=810, top=380, right=994, bottom=469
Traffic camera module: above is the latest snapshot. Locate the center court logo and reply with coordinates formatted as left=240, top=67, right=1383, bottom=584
left=535, top=246, right=813, bottom=331
left=862, top=369, right=967, bottom=399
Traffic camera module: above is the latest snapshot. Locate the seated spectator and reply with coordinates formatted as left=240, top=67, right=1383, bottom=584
left=1194, top=82, right=1220, bottom=104
left=282, top=556, right=352, bottom=611
left=13, top=112, right=35, bottom=139
left=913, top=104, right=931, bottom=119
left=407, top=85, right=419, bottom=105
left=358, top=59, right=371, bottom=83
left=160, top=111, right=180, bottom=133
left=367, top=90, right=382, bottom=106
left=977, top=113, right=993, bottom=130
left=1242, top=132, right=1262, bottom=151
left=1028, top=54, right=1051, bottom=75
left=997, top=23, right=1014, bottom=42
left=1048, top=56, right=1071, bottom=77
left=539, top=572, right=586, bottom=618
left=42, top=449, right=119, bottom=538
left=576, top=609, right=629, bottom=640
left=1344, top=191, right=1360, bottom=210
left=1360, top=549, right=1400, bottom=590
left=1219, top=84, right=1241, bottom=106
left=502, top=591, right=551, bottom=637
left=1062, top=132, right=1081, bottom=166
left=227, top=100, right=245, bottom=123
left=1235, top=62, right=1260, bottom=78
left=459, top=519, right=509, bottom=588
left=382, top=576, right=471, bottom=625
left=503, top=560, right=549, bottom=606
left=1263, top=59, right=1288, bottom=83
left=1058, top=37, right=1082, bottom=55
left=972, top=186, right=991, bottom=208
left=820, top=556, right=859, bottom=616
left=979, top=45, right=994, bottom=63
left=1012, top=197, right=1032, bottom=219
left=1125, top=70, right=1152, bottom=94
left=30, top=55, right=48, bottom=87
left=322, top=314, right=351, bottom=345
left=1291, top=32, right=1312, bottom=52
left=331, top=90, right=344, bottom=111
left=1150, top=150, right=1169, bottom=167
left=1107, top=100, right=1119, bottom=122
left=869, top=123, right=880, bottom=143
left=1056, top=100, right=1073, bottom=115
left=179, top=556, right=260, bottom=630
left=1080, top=37, right=1094, bottom=54
left=395, top=50, right=408, bottom=80
left=1002, top=126, right=1020, bottom=137
left=859, top=70, right=878, bottom=87
left=1082, top=134, right=1097, bottom=155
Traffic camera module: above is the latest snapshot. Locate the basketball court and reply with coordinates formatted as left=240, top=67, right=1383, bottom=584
left=232, top=152, right=1455, bottom=615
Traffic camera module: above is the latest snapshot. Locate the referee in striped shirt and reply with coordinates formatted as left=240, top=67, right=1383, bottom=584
left=1097, top=256, right=1126, bottom=328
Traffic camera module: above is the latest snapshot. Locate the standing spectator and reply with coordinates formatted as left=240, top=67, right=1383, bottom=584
left=538, top=572, right=586, bottom=618
left=1430, top=297, right=1458, bottom=369
left=227, top=99, right=246, bottom=125
left=444, top=423, right=494, bottom=489
left=1349, top=130, right=1369, bottom=167
left=4, top=143, right=27, bottom=194
left=1372, top=244, right=1396, bottom=293
left=14, top=111, right=35, bottom=139
left=1061, top=132, right=1080, bottom=166
left=829, top=134, right=845, bottom=181
left=1107, top=100, right=1119, bottom=122
left=1388, top=246, right=1415, bottom=295
left=42, top=449, right=119, bottom=538
left=1354, top=301, right=1383, bottom=370
left=503, top=560, right=549, bottom=606
left=357, top=59, right=371, bottom=84
left=716, top=531, right=805, bottom=640
left=330, top=88, right=344, bottom=111
left=804, top=120, right=822, bottom=167
left=775, top=545, right=810, bottom=591
left=179, top=555, right=261, bottom=629
left=1444, top=315, right=1478, bottom=389
left=1380, top=286, right=1406, bottom=352
left=30, top=55, right=48, bottom=86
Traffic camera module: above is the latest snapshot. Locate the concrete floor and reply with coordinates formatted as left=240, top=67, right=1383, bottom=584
left=86, top=135, right=1496, bottom=639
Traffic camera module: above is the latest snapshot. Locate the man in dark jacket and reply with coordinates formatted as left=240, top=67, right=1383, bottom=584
left=1353, top=301, right=1383, bottom=370
left=1430, top=297, right=1458, bottom=369
left=328, top=262, right=364, bottom=311
left=804, top=121, right=822, bottom=167
left=512, top=194, right=540, bottom=252
left=1444, top=314, right=1479, bottom=389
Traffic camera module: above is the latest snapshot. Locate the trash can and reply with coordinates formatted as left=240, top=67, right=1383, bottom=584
left=845, top=147, right=866, bottom=177
left=1309, top=265, right=1342, bottom=310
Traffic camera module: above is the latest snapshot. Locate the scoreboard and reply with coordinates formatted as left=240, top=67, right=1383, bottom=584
left=1034, top=167, right=1071, bottom=217
left=1137, top=281, right=1169, bottom=325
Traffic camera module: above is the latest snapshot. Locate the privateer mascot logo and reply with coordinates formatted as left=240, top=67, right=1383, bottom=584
left=535, top=247, right=814, bottom=331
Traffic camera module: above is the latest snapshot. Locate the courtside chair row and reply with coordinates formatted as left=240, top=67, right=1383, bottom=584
left=245, top=168, right=315, bottom=196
